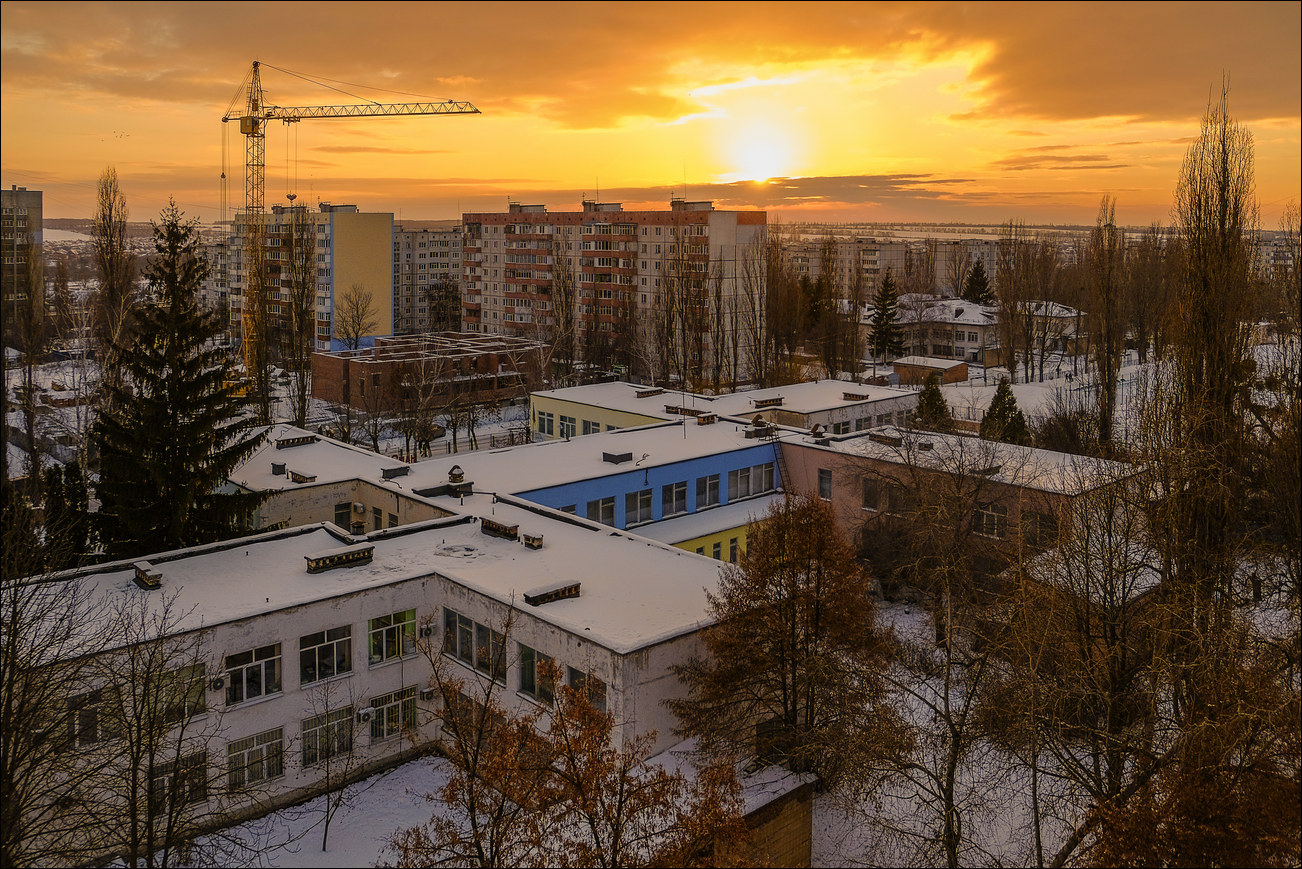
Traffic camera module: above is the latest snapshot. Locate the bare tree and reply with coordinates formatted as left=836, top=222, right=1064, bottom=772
left=1, top=538, right=114, bottom=867
left=13, top=234, right=49, bottom=499
left=302, top=671, right=365, bottom=852
left=1085, top=197, right=1126, bottom=448
left=279, top=206, right=317, bottom=426
left=944, top=243, right=974, bottom=299
left=90, top=167, right=136, bottom=407
left=336, top=284, right=379, bottom=352
left=548, top=235, right=579, bottom=386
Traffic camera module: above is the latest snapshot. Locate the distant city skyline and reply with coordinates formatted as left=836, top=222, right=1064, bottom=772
left=2, top=2, right=1298, bottom=226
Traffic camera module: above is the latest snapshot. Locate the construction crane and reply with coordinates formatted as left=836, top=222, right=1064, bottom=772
left=222, top=61, right=479, bottom=415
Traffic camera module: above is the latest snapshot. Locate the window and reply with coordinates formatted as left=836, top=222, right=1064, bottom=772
left=974, top=503, right=1008, bottom=539
left=150, top=751, right=208, bottom=813
left=855, top=416, right=871, bottom=431
left=587, top=496, right=615, bottom=526
left=662, top=481, right=687, bottom=516
left=372, top=506, right=383, bottom=530
left=1023, top=510, right=1059, bottom=548
left=561, top=504, right=576, bottom=514
left=302, top=707, right=353, bottom=765
left=370, top=687, right=417, bottom=741
left=729, top=537, right=738, bottom=563
left=225, top=644, right=282, bottom=706
left=696, top=546, right=705, bottom=555
left=887, top=483, right=915, bottom=515
left=832, top=421, right=851, bottom=434
left=519, top=644, right=555, bottom=704
left=559, top=415, right=576, bottom=439
left=162, top=664, right=206, bottom=725
left=862, top=478, right=880, bottom=511
left=582, top=419, right=600, bottom=435
left=625, top=489, right=653, bottom=525
left=66, top=690, right=111, bottom=748
left=712, top=541, right=722, bottom=560
left=728, top=466, right=752, bottom=499
left=696, top=474, right=720, bottom=508
left=818, top=469, right=833, bottom=500
left=334, top=502, right=351, bottom=527
left=300, top=626, right=352, bottom=685
left=227, top=728, right=284, bottom=790
left=968, top=331, right=978, bottom=342
left=755, top=462, right=776, bottom=493
left=537, top=411, right=555, bottom=437
left=388, top=512, right=398, bottom=528
left=567, top=667, right=607, bottom=714
left=442, top=609, right=506, bottom=681
left=369, top=609, right=416, bottom=665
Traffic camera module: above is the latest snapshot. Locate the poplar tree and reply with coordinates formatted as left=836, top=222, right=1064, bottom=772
left=869, top=267, right=904, bottom=360
left=979, top=377, right=1030, bottom=445
left=93, top=202, right=265, bottom=558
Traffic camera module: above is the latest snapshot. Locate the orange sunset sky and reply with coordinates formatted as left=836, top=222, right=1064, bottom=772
left=2, top=1, right=1299, bottom=227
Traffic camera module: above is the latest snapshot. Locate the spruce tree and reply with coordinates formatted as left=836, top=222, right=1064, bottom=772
left=92, top=202, right=265, bottom=559
left=979, top=377, right=1031, bottom=445
left=914, top=372, right=953, bottom=432
left=962, top=258, right=993, bottom=305
left=870, top=267, right=904, bottom=360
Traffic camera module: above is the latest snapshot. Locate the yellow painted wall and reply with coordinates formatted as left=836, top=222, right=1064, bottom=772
left=674, top=524, right=750, bottom=561
left=529, top=395, right=664, bottom=439
left=332, top=212, right=394, bottom=339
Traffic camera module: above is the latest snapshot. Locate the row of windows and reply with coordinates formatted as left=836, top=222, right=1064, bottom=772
left=578, top=464, right=772, bottom=530
left=850, top=472, right=1060, bottom=544
left=443, top=608, right=607, bottom=713
left=220, top=610, right=415, bottom=708
left=695, top=536, right=740, bottom=563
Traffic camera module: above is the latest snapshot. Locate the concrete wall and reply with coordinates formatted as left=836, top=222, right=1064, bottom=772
left=254, top=479, right=452, bottom=532
left=330, top=211, right=394, bottom=342
left=529, top=395, right=665, bottom=439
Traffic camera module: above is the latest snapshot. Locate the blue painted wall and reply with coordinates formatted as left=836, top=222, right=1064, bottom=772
left=515, top=442, right=780, bottom=528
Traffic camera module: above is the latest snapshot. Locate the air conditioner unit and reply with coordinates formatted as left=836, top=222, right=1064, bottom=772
left=208, top=676, right=225, bottom=692
left=419, top=624, right=435, bottom=638
left=419, top=687, right=437, bottom=702
left=353, top=502, right=366, bottom=514
left=356, top=708, right=373, bottom=723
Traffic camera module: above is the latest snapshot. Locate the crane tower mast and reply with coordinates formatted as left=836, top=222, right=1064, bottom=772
left=223, top=61, right=479, bottom=418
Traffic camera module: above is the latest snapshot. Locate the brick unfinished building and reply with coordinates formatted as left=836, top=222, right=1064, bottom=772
left=311, top=332, right=546, bottom=412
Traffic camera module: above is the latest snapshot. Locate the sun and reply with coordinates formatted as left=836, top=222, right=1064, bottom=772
left=726, top=125, right=794, bottom=182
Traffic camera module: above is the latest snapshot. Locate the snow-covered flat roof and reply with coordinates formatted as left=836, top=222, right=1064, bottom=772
left=230, top=423, right=410, bottom=491
left=796, top=426, right=1135, bottom=495
left=52, top=494, right=723, bottom=656
left=534, top=379, right=915, bottom=421
left=233, top=419, right=786, bottom=499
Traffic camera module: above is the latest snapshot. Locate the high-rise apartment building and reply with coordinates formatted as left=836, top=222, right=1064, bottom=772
left=2, top=185, right=42, bottom=334
left=224, top=202, right=393, bottom=352
left=461, top=199, right=766, bottom=383
left=393, top=225, right=463, bottom=334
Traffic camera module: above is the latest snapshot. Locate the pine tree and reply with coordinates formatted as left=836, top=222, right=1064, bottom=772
left=869, top=267, right=904, bottom=360
left=915, top=372, right=953, bottom=432
left=92, top=202, right=265, bottom=559
left=962, top=258, right=993, bottom=305
left=979, top=377, right=1031, bottom=445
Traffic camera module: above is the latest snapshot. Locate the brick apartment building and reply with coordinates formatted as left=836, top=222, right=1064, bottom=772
left=461, top=199, right=766, bottom=383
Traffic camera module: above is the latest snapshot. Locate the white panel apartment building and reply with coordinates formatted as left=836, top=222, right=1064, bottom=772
left=461, top=199, right=767, bottom=381
left=393, top=224, right=464, bottom=334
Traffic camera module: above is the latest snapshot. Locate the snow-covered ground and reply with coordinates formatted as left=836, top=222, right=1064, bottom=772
left=201, top=756, right=455, bottom=868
